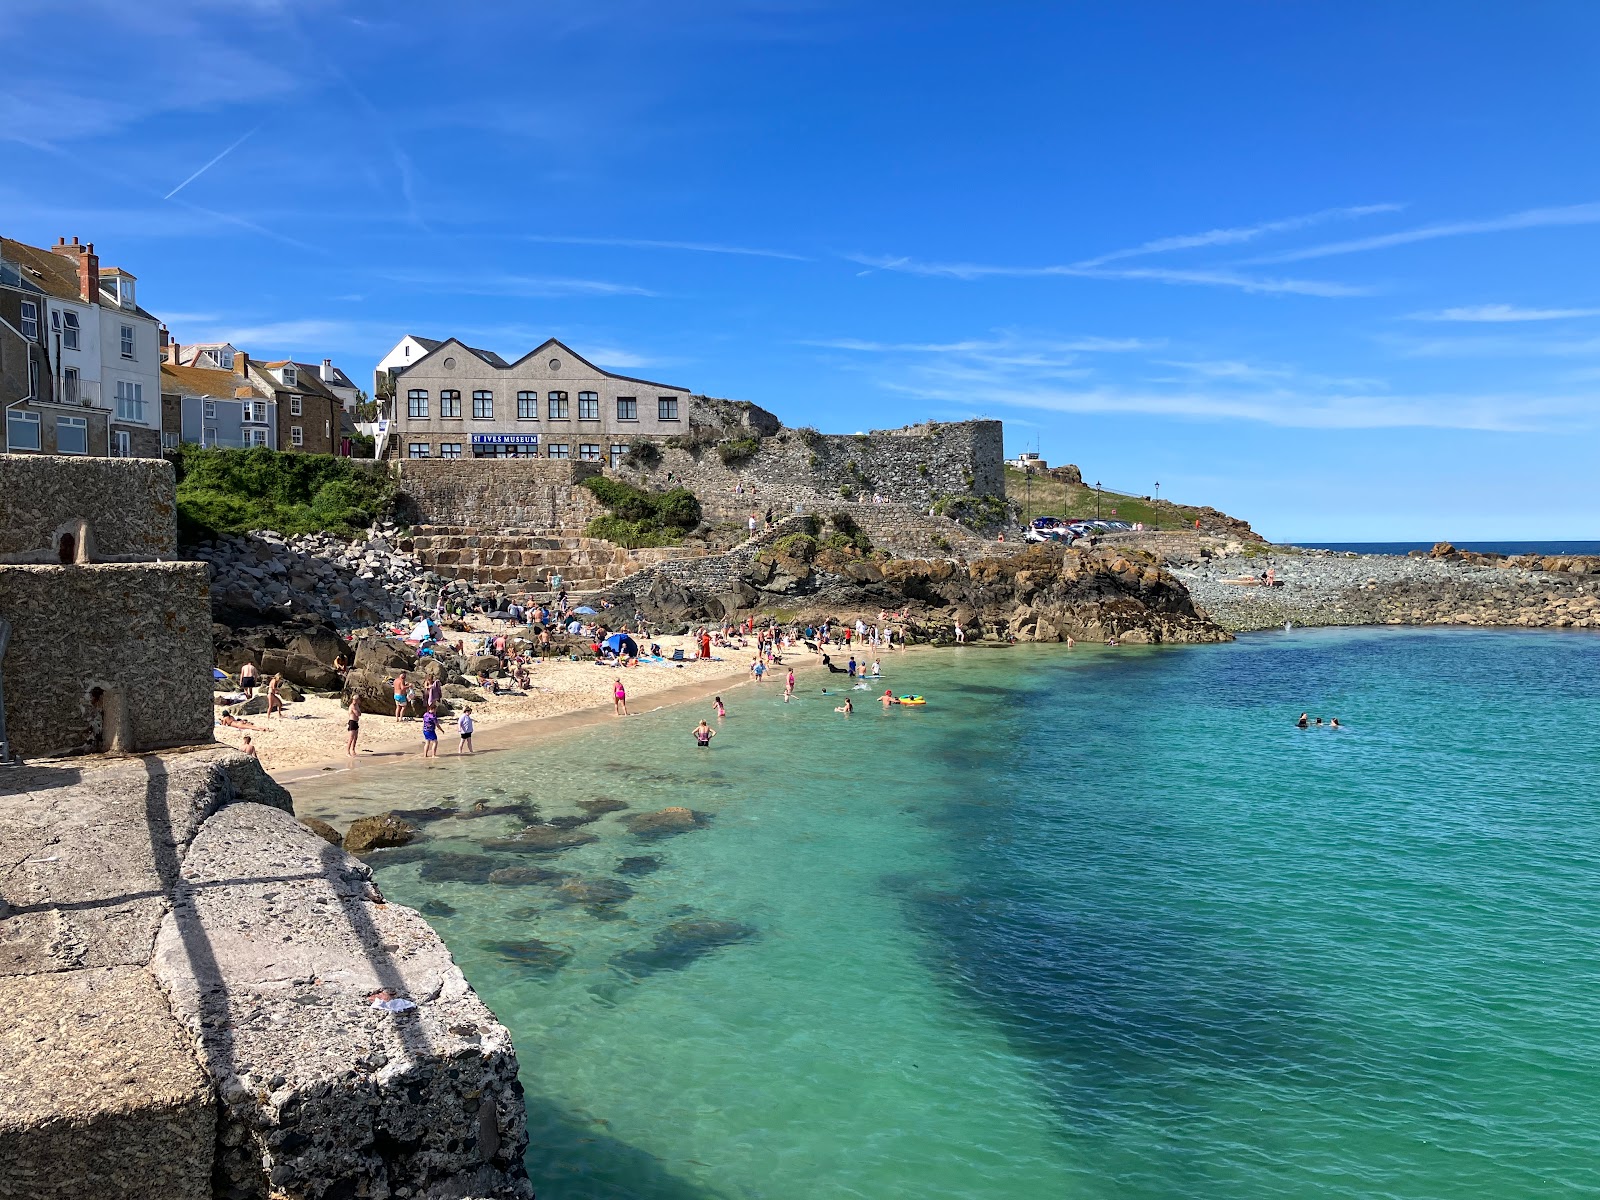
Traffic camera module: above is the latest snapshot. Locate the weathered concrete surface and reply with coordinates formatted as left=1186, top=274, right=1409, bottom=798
left=0, top=966, right=214, bottom=1200
left=0, top=453, right=179, bottom=563
left=150, top=802, right=533, bottom=1200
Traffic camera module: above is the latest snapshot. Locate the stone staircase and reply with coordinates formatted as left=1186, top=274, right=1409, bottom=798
left=406, top=525, right=701, bottom=590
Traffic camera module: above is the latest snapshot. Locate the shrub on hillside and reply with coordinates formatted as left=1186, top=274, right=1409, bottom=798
left=173, top=444, right=394, bottom=539
left=772, top=532, right=818, bottom=562
left=716, top=436, right=760, bottom=467
left=580, top=476, right=703, bottom=546
left=620, top=440, right=662, bottom=469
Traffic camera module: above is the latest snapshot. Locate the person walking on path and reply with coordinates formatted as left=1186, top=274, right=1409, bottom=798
left=266, top=674, right=285, bottom=719
left=345, top=695, right=362, bottom=757
left=240, top=661, right=258, bottom=699
left=613, top=678, right=628, bottom=716
left=421, top=706, right=440, bottom=758
left=457, top=707, right=475, bottom=754
left=393, top=672, right=409, bottom=721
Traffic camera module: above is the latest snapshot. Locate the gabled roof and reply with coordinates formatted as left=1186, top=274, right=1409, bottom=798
left=161, top=363, right=243, bottom=399
left=406, top=336, right=688, bottom=391
left=249, top=359, right=342, bottom=405
left=0, top=237, right=84, bottom=304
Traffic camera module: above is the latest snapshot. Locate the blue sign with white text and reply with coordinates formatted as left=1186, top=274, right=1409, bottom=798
left=472, top=434, right=541, bottom=445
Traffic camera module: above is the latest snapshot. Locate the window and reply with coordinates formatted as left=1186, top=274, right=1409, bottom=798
left=289, top=395, right=302, bottom=416
left=407, top=389, right=429, bottom=419
left=7, top=409, right=40, bottom=451
left=161, top=431, right=180, bottom=450
left=440, top=442, right=463, bottom=458
left=578, top=443, right=601, bottom=461
left=120, top=324, right=135, bottom=359
left=62, top=366, right=80, bottom=404
left=290, top=425, right=304, bottom=447
left=658, top=396, right=679, bottom=421
left=548, top=391, right=569, bottom=419
left=203, top=399, right=216, bottom=419
left=204, top=427, right=218, bottom=447
left=578, top=391, right=599, bottom=420
left=115, top=380, right=146, bottom=423
left=609, top=443, right=630, bottom=466
left=62, top=311, right=80, bottom=350
left=112, top=429, right=131, bottom=457
left=282, top=365, right=298, bottom=387
left=216, top=348, right=234, bottom=370
left=243, top=400, right=268, bottom=424
left=517, top=391, right=538, bottom=420
left=28, top=359, right=40, bottom=399
left=472, top=390, right=494, bottom=419
left=546, top=442, right=569, bottom=459
left=57, top=415, right=87, bottom=455
left=616, top=396, right=637, bottom=421
left=246, top=428, right=269, bottom=447
left=20, top=301, right=37, bottom=341
left=408, top=442, right=431, bottom=458
left=440, top=389, right=462, bottom=418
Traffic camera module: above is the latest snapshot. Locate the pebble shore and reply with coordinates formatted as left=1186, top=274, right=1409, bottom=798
left=1173, top=548, right=1600, bottom=632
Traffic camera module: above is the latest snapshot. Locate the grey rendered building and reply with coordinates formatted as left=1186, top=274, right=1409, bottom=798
left=388, top=338, right=692, bottom=464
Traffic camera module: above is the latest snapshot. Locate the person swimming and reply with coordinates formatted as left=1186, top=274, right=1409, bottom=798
left=880, top=688, right=897, bottom=707
left=714, top=696, right=726, bottom=718
left=1330, top=717, right=1341, bottom=729
left=1314, top=717, right=1324, bottom=727
left=1297, top=712, right=1310, bottom=728
left=834, top=698, right=853, bottom=713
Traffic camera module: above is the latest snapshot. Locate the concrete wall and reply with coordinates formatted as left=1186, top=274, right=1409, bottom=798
left=395, top=458, right=609, bottom=530
left=0, top=453, right=178, bottom=562
left=0, top=562, right=213, bottom=757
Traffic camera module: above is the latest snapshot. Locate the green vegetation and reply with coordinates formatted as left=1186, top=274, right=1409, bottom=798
left=716, top=436, right=761, bottom=466
left=665, top=424, right=720, bottom=455
left=620, top=440, right=662, bottom=469
left=173, top=445, right=395, bottom=539
left=1003, top=465, right=1226, bottom=530
left=772, top=532, right=819, bottom=561
left=580, top=475, right=703, bottom=548
left=825, top=511, right=872, bottom=555
left=933, top=492, right=1014, bottom=530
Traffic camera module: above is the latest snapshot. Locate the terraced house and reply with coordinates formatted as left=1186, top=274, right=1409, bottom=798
left=382, top=336, right=692, bottom=464
left=1, top=235, right=161, bottom=457
left=162, top=340, right=342, bottom=453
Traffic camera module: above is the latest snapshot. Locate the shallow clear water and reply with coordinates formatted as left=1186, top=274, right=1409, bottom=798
left=301, top=629, right=1600, bottom=1199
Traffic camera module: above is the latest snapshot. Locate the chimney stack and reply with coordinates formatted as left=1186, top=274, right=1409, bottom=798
left=234, top=350, right=249, bottom=377
left=50, top=236, right=99, bottom=303
left=321, top=358, right=334, bottom=381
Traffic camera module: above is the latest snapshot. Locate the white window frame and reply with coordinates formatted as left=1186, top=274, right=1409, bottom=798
left=658, top=396, right=679, bottom=421
left=56, top=414, right=88, bottom=455
left=7, top=409, right=41, bottom=451
left=282, top=365, right=298, bottom=387
left=62, top=310, right=80, bottom=350
left=247, top=428, right=269, bottom=447
left=408, top=442, right=431, bottom=459
left=120, top=324, right=135, bottom=359
left=609, top=443, right=630, bottom=466
left=112, top=429, right=131, bottom=457
left=408, top=389, right=429, bottom=419
left=289, top=395, right=302, bottom=417
left=577, top=392, right=599, bottom=420
left=62, top=366, right=80, bottom=404
left=28, top=359, right=40, bottom=399
left=20, top=300, right=38, bottom=341
left=203, top=399, right=217, bottom=419
left=115, top=380, right=146, bottom=423
left=472, top=390, right=494, bottom=420
left=578, top=443, right=601, bottom=461
left=290, top=425, right=304, bottom=447
left=161, top=431, right=180, bottom=450
left=546, top=442, right=569, bottom=459
left=440, top=442, right=463, bottom=458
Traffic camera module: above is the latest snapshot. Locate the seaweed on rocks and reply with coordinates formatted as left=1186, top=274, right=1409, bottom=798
left=457, top=799, right=539, bottom=823
left=486, top=938, right=572, bottom=974
left=578, top=797, right=630, bottom=816
left=620, top=807, right=712, bottom=840
left=482, top=825, right=601, bottom=853
left=546, top=814, right=601, bottom=830
left=615, top=856, right=664, bottom=876
left=388, top=804, right=459, bottom=825
left=612, top=920, right=758, bottom=976
left=362, top=844, right=429, bottom=869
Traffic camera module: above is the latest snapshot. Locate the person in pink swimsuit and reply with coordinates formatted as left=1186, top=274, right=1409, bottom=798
left=613, top=678, right=628, bottom=716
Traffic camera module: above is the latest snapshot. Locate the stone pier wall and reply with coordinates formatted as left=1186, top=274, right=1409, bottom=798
left=0, top=454, right=179, bottom=563
left=394, top=459, right=608, bottom=530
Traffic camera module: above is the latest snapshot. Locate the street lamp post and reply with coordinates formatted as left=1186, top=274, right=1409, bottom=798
left=1095, top=481, right=1102, bottom=519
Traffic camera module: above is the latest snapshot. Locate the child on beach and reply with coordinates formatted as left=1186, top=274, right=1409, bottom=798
left=241, top=735, right=258, bottom=760
left=714, top=696, right=726, bottom=718
left=457, top=707, right=475, bottom=754
left=784, top=669, right=795, bottom=701
left=422, top=706, right=439, bottom=758
left=613, top=678, right=628, bottom=716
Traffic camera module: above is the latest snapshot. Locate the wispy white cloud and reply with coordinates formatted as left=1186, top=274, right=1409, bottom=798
left=807, top=335, right=1154, bottom=354
left=163, top=123, right=262, bottom=199
left=845, top=254, right=1369, bottom=297
left=1408, top=303, right=1600, bottom=323
left=382, top=271, right=655, bottom=299
left=1077, top=203, right=1403, bottom=267
left=1245, top=202, right=1600, bottom=264
left=522, top=234, right=810, bottom=261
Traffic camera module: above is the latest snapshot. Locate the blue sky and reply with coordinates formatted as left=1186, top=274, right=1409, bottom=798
left=4, top=1, right=1598, bottom=540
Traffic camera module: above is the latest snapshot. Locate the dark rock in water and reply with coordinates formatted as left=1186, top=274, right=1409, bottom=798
left=363, top=844, right=429, bottom=869
left=615, top=855, right=663, bottom=876
left=578, top=797, right=629, bottom=816
left=420, top=899, right=457, bottom=918
left=545, top=813, right=600, bottom=830
left=343, top=813, right=420, bottom=855
left=418, top=852, right=504, bottom=884
left=506, top=905, right=542, bottom=919
left=457, top=800, right=538, bottom=823
left=554, top=877, right=635, bottom=911
left=612, top=920, right=757, bottom=975
left=621, top=807, right=711, bottom=839
left=486, top=938, right=572, bottom=973
left=488, top=865, right=571, bottom=886
left=299, top=817, right=343, bottom=846
left=482, top=825, right=600, bottom=853
left=388, top=804, right=459, bottom=825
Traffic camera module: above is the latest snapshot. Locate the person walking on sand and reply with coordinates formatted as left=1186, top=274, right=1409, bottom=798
left=693, top=719, right=716, bottom=747
left=393, top=672, right=409, bottom=721
left=346, top=695, right=362, bottom=757
left=613, top=678, right=628, bottom=716
left=239, top=660, right=258, bottom=699
left=457, top=707, right=475, bottom=754
left=266, top=674, right=285, bottom=719
left=421, top=706, right=440, bottom=758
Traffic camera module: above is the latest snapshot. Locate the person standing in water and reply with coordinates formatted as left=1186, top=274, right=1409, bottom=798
left=421, top=706, right=440, bottom=758
left=693, top=720, right=716, bottom=747
left=714, top=696, right=726, bottom=719
left=613, top=678, right=628, bottom=716
left=457, top=706, right=475, bottom=754
left=1296, top=712, right=1310, bottom=729
left=345, top=695, right=362, bottom=757
left=785, top=669, right=795, bottom=701
left=835, top=697, right=854, bottom=714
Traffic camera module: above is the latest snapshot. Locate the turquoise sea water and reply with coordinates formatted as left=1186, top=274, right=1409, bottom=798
left=300, top=629, right=1600, bottom=1199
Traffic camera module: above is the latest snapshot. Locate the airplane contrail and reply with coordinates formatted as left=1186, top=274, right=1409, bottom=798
left=163, top=123, right=262, bottom=200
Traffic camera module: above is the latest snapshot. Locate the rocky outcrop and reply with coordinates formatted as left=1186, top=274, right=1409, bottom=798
left=343, top=813, right=420, bottom=855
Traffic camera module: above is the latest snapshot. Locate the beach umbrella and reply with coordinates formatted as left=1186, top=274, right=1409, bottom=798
left=604, top=633, right=639, bottom=657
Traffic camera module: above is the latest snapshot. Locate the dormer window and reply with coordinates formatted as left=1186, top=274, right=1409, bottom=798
left=282, top=365, right=298, bottom=388
left=216, top=348, right=234, bottom=370
left=101, top=272, right=137, bottom=309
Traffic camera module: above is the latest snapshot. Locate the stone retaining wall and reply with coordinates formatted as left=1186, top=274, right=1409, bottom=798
left=395, top=458, right=607, bottom=529
left=0, top=562, right=213, bottom=758
left=0, top=453, right=178, bottom=563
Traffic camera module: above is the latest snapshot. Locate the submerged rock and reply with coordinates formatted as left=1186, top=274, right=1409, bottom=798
left=620, top=807, right=711, bottom=839
left=577, top=797, right=629, bottom=816
left=417, top=852, right=504, bottom=885
left=613, top=919, right=757, bottom=975
left=545, top=814, right=600, bottom=830
left=488, top=866, right=571, bottom=886
left=485, top=938, right=572, bottom=974
left=298, top=816, right=342, bottom=846
left=615, top=855, right=663, bottom=876
left=342, top=813, right=419, bottom=855
left=457, top=799, right=538, bottom=822
left=388, top=804, right=459, bottom=825
left=553, top=878, right=634, bottom=912
left=420, top=899, right=457, bottom=918
left=482, top=825, right=600, bottom=854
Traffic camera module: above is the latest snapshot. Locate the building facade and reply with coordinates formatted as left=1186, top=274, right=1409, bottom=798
left=386, top=337, right=692, bottom=464
left=163, top=342, right=342, bottom=454
left=160, top=361, right=278, bottom=450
